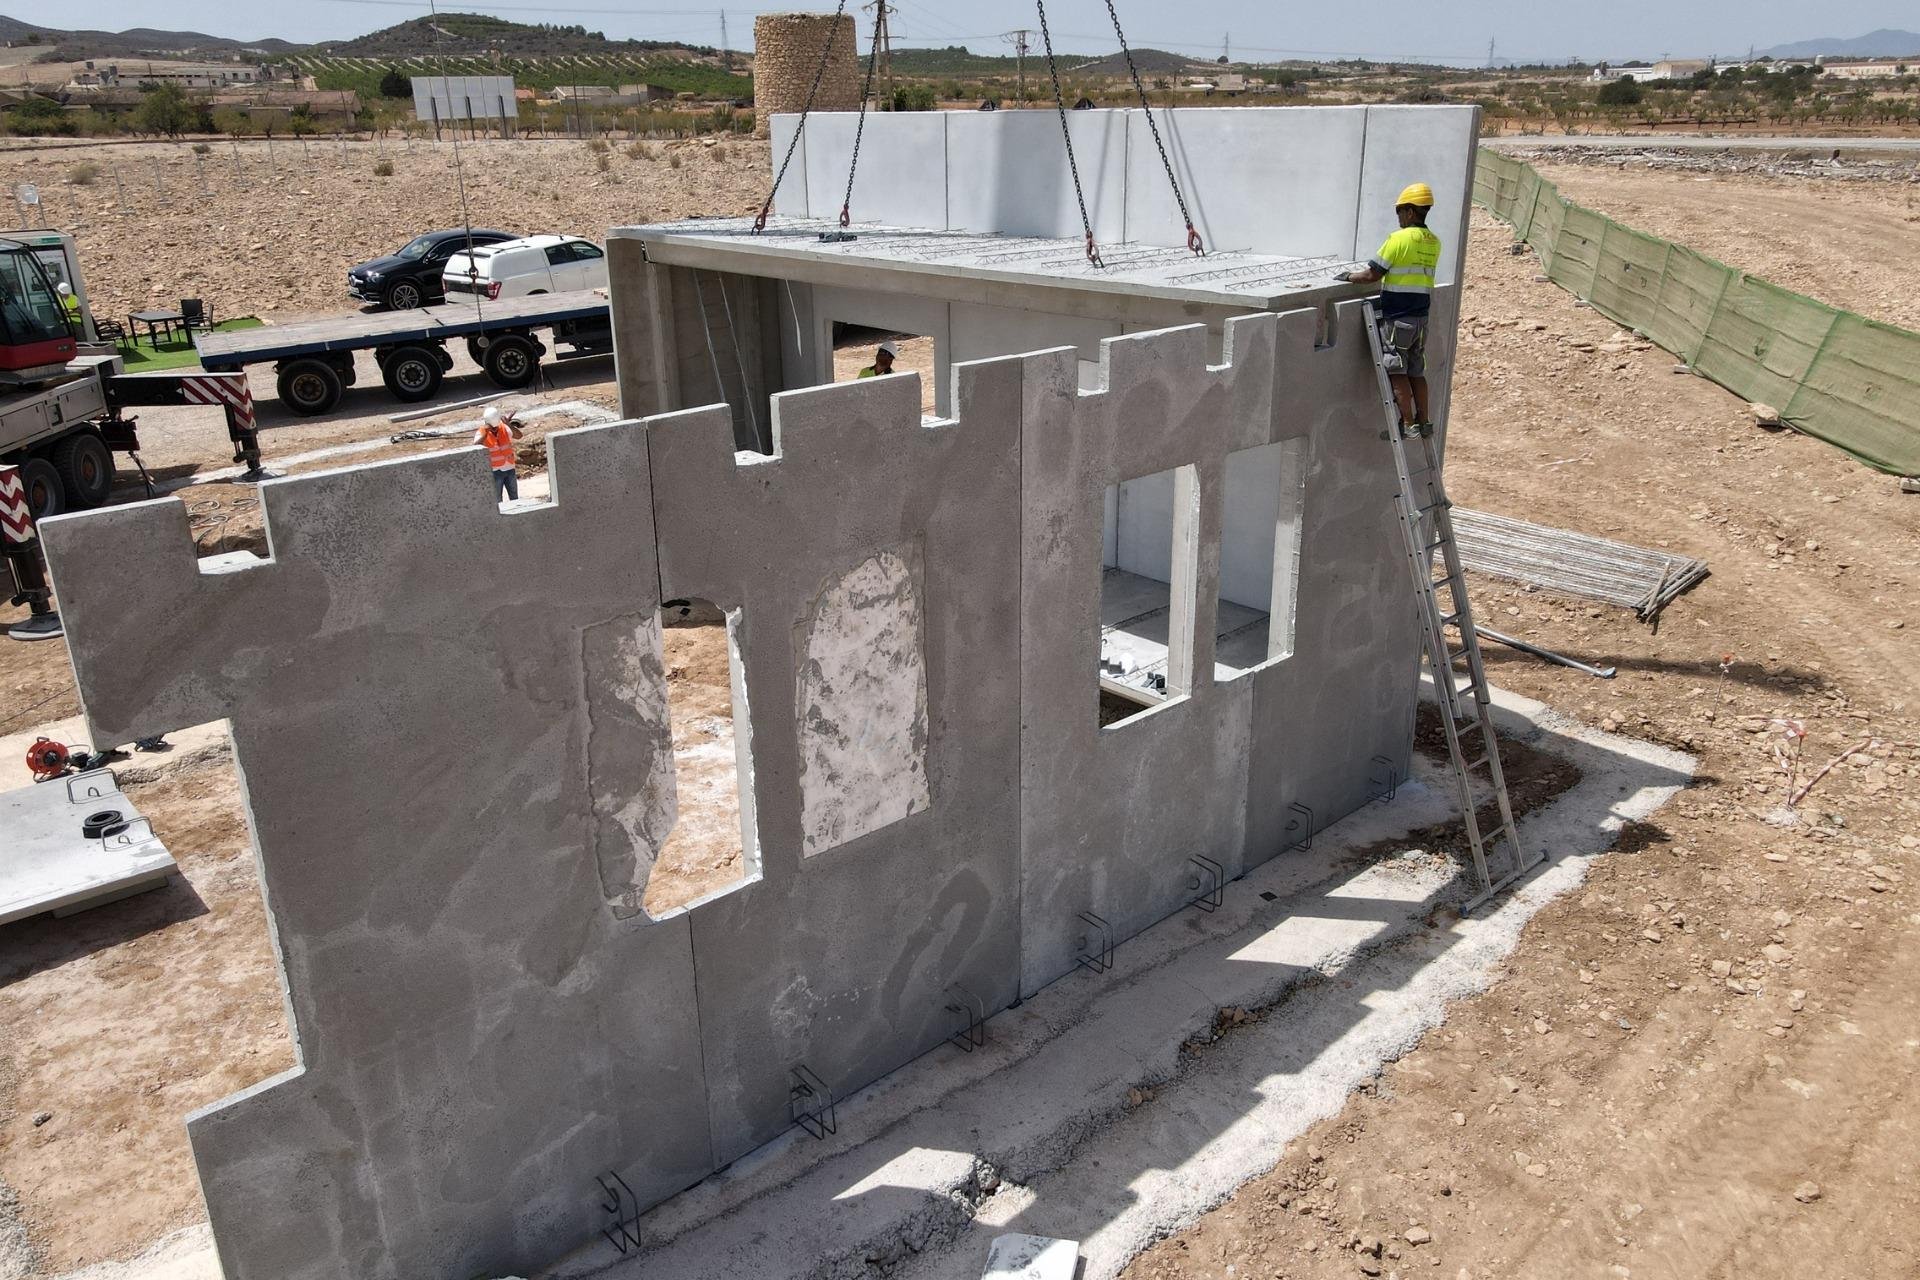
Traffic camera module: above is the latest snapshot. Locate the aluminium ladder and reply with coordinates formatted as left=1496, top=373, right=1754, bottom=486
left=1362, top=301, right=1543, bottom=910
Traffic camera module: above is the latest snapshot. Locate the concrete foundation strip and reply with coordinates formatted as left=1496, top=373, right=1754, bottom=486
left=556, top=683, right=1694, bottom=1280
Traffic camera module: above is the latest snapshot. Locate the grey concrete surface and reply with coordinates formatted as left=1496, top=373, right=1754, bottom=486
left=647, top=358, right=1025, bottom=1164
left=0, top=768, right=173, bottom=925
left=769, top=106, right=1481, bottom=276
left=545, top=685, right=1690, bottom=1280
left=40, top=427, right=715, bottom=1280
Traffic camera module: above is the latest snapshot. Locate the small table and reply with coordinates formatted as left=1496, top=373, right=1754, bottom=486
left=128, top=309, right=188, bottom=347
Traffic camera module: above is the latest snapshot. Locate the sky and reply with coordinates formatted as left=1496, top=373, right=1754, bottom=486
left=9, top=0, right=1917, bottom=65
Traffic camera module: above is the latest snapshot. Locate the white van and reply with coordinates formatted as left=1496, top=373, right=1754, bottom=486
left=441, top=234, right=607, bottom=301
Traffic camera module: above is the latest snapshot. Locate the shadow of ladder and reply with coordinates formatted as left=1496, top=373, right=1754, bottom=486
left=690, top=269, right=766, bottom=453
left=1364, top=300, right=1545, bottom=911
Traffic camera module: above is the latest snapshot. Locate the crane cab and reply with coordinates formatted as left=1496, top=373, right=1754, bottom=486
left=0, top=238, right=77, bottom=383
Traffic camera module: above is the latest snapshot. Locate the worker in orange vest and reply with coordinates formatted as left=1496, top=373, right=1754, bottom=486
left=474, top=404, right=525, bottom=501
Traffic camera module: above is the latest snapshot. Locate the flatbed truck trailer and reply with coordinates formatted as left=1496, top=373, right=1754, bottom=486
left=3, top=231, right=262, bottom=521
left=194, top=289, right=614, bottom=416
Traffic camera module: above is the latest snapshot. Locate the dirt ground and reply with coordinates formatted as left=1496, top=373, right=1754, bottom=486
left=1120, top=206, right=1919, bottom=1280
left=0, top=136, right=771, bottom=325
left=1520, top=151, right=1920, bottom=331
left=2, top=148, right=1919, bottom=1277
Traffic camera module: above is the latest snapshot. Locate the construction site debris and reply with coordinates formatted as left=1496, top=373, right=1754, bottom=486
left=1503, top=145, right=1920, bottom=185
left=1450, top=508, right=1709, bottom=623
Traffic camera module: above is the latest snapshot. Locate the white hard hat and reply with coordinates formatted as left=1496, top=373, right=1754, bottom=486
left=482, top=405, right=502, bottom=425
left=56, top=282, right=71, bottom=295
left=877, top=340, right=900, bottom=359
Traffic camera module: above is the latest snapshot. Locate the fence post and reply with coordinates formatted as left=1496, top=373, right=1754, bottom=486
left=1585, top=217, right=1608, bottom=304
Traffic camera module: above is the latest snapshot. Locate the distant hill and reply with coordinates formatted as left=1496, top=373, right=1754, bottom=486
left=1762, top=29, right=1920, bottom=58
left=889, top=43, right=1200, bottom=78
left=1068, top=48, right=1200, bottom=76
left=0, top=16, right=301, bottom=59
left=323, top=13, right=719, bottom=60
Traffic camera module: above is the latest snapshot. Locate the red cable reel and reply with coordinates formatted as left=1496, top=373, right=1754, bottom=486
left=26, top=736, right=69, bottom=782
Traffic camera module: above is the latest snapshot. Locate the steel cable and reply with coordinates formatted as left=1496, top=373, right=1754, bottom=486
left=755, top=0, right=851, bottom=234
left=1103, top=0, right=1203, bottom=255
left=1034, top=0, right=1103, bottom=267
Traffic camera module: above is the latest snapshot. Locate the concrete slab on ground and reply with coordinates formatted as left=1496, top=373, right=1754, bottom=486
left=982, top=1234, right=1079, bottom=1279
left=0, top=767, right=174, bottom=925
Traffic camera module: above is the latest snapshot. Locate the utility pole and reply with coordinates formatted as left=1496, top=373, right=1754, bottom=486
left=862, top=0, right=895, bottom=106
left=721, top=11, right=733, bottom=74
left=1487, top=37, right=1496, bottom=70
left=1005, top=28, right=1032, bottom=106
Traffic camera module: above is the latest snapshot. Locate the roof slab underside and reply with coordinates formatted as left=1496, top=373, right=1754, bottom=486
left=618, top=217, right=1368, bottom=318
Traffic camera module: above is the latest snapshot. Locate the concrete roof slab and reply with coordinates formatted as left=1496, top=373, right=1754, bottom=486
left=615, top=217, right=1369, bottom=321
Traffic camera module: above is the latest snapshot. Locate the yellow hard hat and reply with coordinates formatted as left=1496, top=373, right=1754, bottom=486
left=1395, top=182, right=1436, bottom=208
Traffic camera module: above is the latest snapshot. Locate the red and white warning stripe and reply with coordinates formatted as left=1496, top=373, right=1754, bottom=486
left=178, top=372, right=256, bottom=434
left=0, top=465, right=32, bottom=546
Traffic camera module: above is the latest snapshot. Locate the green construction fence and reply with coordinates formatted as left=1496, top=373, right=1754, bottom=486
left=1473, top=148, right=1920, bottom=477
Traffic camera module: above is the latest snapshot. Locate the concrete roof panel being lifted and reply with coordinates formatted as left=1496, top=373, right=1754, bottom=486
left=615, top=217, right=1372, bottom=324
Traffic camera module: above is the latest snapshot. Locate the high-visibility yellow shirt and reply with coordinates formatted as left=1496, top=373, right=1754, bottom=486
left=59, top=293, right=80, bottom=319
left=857, top=366, right=883, bottom=378
left=1370, top=225, right=1441, bottom=317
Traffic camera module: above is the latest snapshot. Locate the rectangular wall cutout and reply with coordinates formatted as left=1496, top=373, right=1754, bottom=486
left=642, top=600, right=760, bottom=918
left=1215, top=439, right=1308, bottom=678
left=831, top=321, right=937, bottom=416
left=1097, top=464, right=1199, bottom=728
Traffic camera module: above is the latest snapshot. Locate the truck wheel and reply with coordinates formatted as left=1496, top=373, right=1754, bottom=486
left=483, top=335, right=539, bottom=389
left=385, top=280, right=424, bottom=310
left=276, top=358, right=343, bottom=416
left=15, top=456, right=64, bottom=520
left=381, top=345, right=443, bottom=402
left=465, top=335, right=490, bottom=366
left=52, top=431, right=114, bottom=509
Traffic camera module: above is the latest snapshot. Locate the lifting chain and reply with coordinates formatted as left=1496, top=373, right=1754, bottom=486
left=754, top=0, right=850, bottom=234
left=1104, top=0, right=1203, bottom=255
left=838, top=17, right=885, bottom=227
left=1035, top=0, right=1103, bottom=268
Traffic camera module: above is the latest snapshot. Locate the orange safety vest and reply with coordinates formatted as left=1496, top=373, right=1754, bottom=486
left=480, top=424, right=516, bottom=470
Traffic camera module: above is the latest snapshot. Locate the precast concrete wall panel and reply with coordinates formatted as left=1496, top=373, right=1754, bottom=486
left=1018, top=318, right=1280, bottom=996
left=646, top=365, right=1025, bottom=1162
left=1243, top=301, right=1422, bottom=866
left=38, top=428, right=715, bottom=1280
left=1127, top=106, right=1368, bottom=259
left=1353, top=106, right=1479, bottom=288
left=800, top=109, right=950, bottom=230
left=768, top=113, right=812, bottom=218
left=941, top=110, right=1130, bottom=242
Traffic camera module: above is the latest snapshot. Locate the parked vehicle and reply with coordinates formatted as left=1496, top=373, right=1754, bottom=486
left=442, top=235, right=607, bottom=302
left=348, top=229, right=517, bottom=310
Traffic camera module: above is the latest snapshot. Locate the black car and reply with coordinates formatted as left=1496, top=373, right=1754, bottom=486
left=348, top=228, right=518, bottom=310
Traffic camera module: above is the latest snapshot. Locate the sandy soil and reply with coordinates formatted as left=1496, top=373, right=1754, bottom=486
left=0, top=739, right=292, bottom=1273
left=1523, top=156, right=1920, bottom=331
left=0, top=136, right=771, bottom=325
left=1120, top=208, right=1920, bottom=1280
left=3, top=149, right=1919, bottom=1278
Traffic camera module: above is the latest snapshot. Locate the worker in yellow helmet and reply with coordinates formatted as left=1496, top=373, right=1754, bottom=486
left=1339, top=182, right=1441, bottom=436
